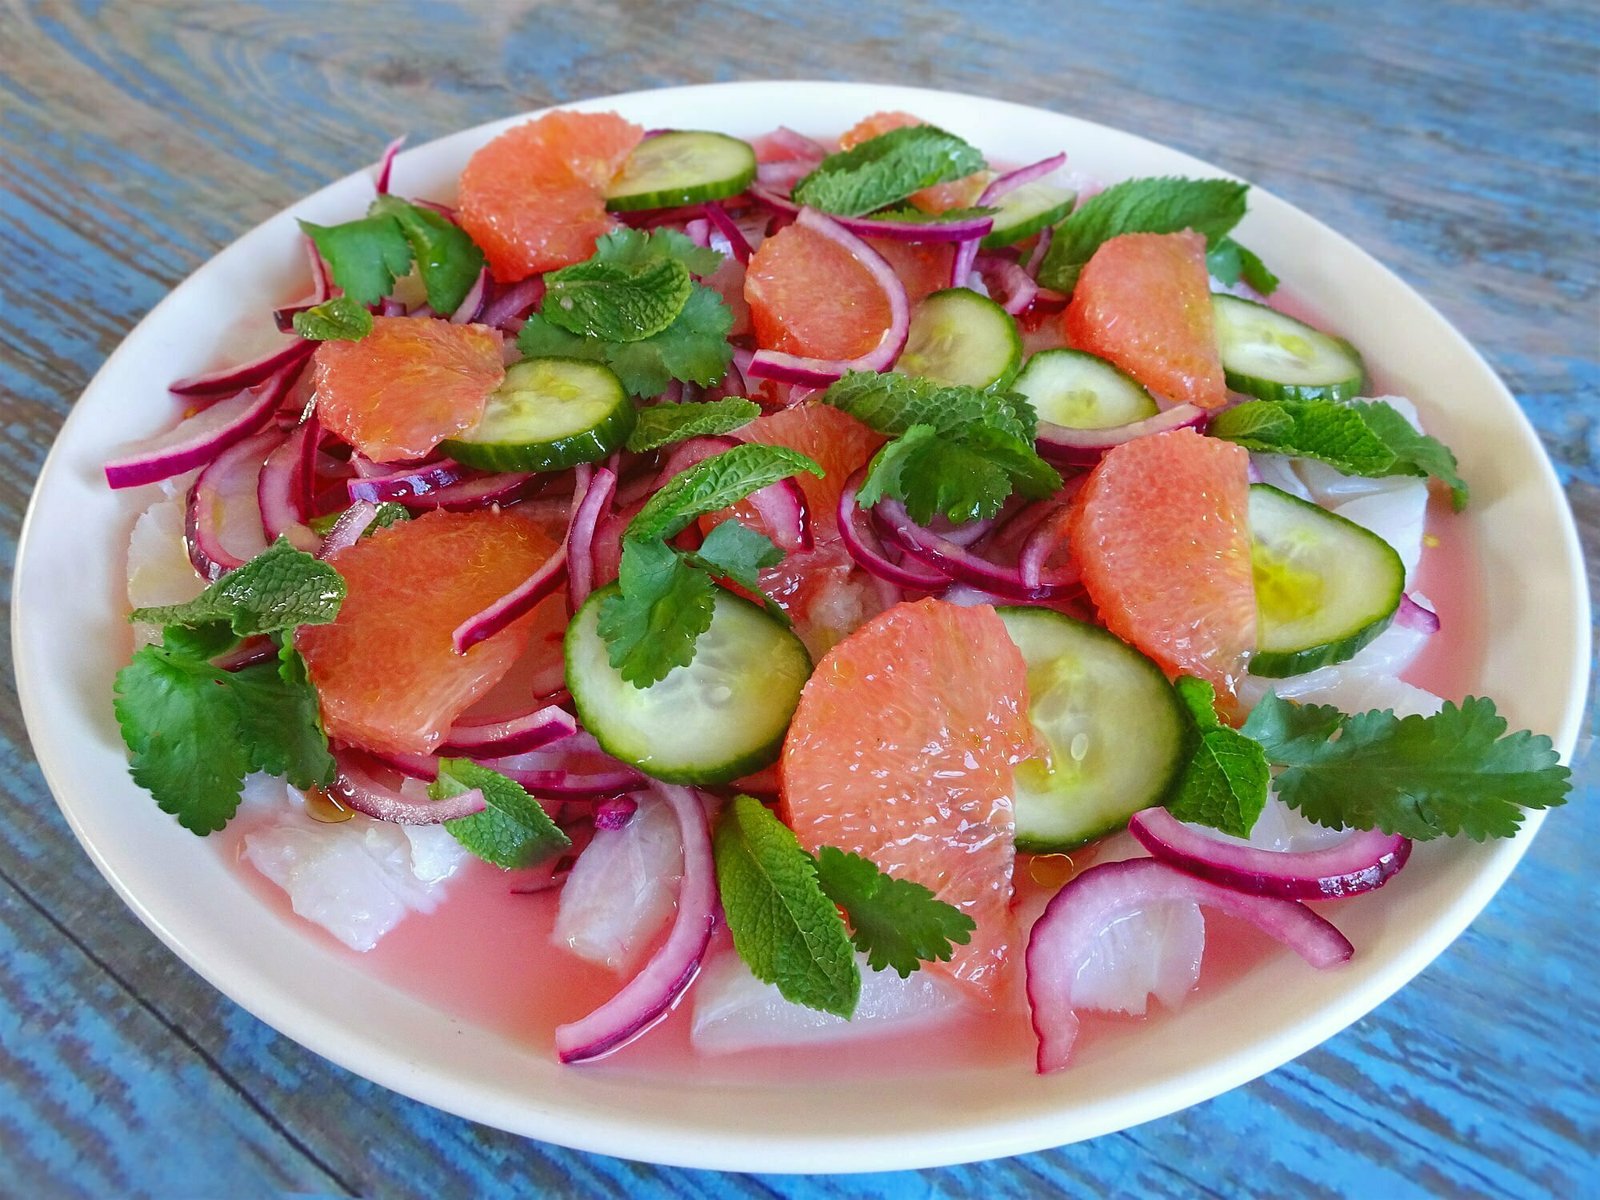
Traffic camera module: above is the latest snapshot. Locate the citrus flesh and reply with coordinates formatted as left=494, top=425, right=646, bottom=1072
left=745, top=222, right=893, bottom=360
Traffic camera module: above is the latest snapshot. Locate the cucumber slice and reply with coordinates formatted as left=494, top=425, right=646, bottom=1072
left=604, top=131, right=758, bottom=212
left=1213, top=294, right=1366, bottom=402
left=896, top=288, right=1023, bottom=390
left=1012, top=349, right=1159, bottom=430
left=998, top=608, right=1187, bottom=852
left=1248, top=483, right=1404, bottom=677
left=565, top=585, right=812, bottom=785
left=441, top=358, right=634, bottom=473
left=978, top=181, right=1076, bottom=250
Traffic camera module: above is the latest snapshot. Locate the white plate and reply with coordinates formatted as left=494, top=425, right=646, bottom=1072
left=13, top=81, right=1590, bottom=1172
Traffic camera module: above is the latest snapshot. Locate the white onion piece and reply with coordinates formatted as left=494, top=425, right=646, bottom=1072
left=1067, top=900, right=1205, bottom=1016
left=554, top=791, right=682, bottom=973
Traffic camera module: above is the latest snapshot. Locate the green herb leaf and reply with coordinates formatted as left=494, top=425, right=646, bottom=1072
left=1165, top=677, right=1270, bottom=838
left=811, top=846, right=974, bottom=978
left=1352, top=400, right=1470, bottom=510
left=1244, top=693, right=1569, bottom=841
left=542, top=257, right=693, bottom=343
left=292, top=295, right=373, bottom=342
left=686, top=519, right=785, bottom=595
left=595, top=538, right=718, bottom=687
left=1206, top=237, right=1280, bottom=295
left=628, top=443, right=822, bottom=541
left=792, top=125, right=987, bottom=217
left=131, top=539, right=345, bottom=637
left=1037, top=176, right=1249, bottom=293
left=299, top=215, right=414, bottom=307
left=589, top=226, right=723, bottom=278
left=308, top=501, right=410, bottom=537
left=822, top=371, right=1060, bottom=525
left=432, top=759, right=570, bottom=868
left=714, top=795, right=860, bottom=1018
left=368, top=194, right=486, bottom=315
left=625, top=397, right=761, bottom=452
left=227, top=645, right=337, bottom=790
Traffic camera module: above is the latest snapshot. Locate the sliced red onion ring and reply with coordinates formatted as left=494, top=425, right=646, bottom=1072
left=1025, top=227, right=1054, bottom=279
left=1027, top=857, right=1354, bottom=1072
left=949, top=237, right=980, bottom=290
left=305, top=232, right=333, bottom=302
left=329, top=749, right=487, bottom=824
left=755, top=160, right=813, bottom=190
left=1129, top=807, right=1412, bottom=901
left=257, top=419, right=320, bottom=551
left=479, top=276, right=546, bottom=330
left=978, top=152, right=1068, bottom=208
left=374, top=134, right=406, bottom=195
left=703, top=201, right=753, bottom=264
left=169, top=338, right=316, bottom=399
left=555, top=784, right=719, bottom=1063
left=345, top=460, right=469, bottom=503
left=405, top=470, right=535, bottom=511
left=1017, top=505, right=1073, bottom=591
left=835, top=470, right=949, bottom=590
left=1396, top=593, right=1441, bottom=634
left=449, top=267, right=489, bottom=323
left=186, top=429, right=281, bottom=579
left=1036, top=404, right=1208, bottom=465
left=746, top=209, right=910, bottom=387
left=975, top=253, right=1040, bottom=315
left=875, top=496, right=1078, bottom=600
left=748, top=185, right=993, bottom=244
left=566, top=465, right=616, bottom=612
left=593, top=796, right=639, bottom=830
left=370, top=731, right=650, bottom=798
left=451, top=544, right=568, bottom=654
left=318, top=500, right=379, bottom=556
left=684, top=217, right=712, bottom=248
left=442, top=704, right=578, bottom=756
left=106, top=370, right=289, bottom=489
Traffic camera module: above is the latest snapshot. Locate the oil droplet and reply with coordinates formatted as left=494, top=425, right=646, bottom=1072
left=1028, top=853, right=1078, bottom=889
left=304, top=786, right=354, bottom=823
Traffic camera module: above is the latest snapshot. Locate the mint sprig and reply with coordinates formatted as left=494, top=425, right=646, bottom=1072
left=625, top=397, right=760, bottom=452
left=1207, top=237, right=1280, bottom=295
left=791, top=125, right=986, bottom=217
left=430, top=759, right=570, bottom=868
left=1165, top=677, right=1270, bottom=838
left=292, top=295, right=373, bottom=342
left=130, top=538, right=345, bottom=637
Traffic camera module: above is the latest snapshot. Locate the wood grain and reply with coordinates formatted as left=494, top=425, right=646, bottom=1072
left=2, top=1, right=1595, bottom=1196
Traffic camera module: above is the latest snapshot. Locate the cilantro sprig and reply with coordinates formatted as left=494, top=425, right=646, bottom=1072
left=518, top=228, right=734, bottom=396
left=300, top=193, right=485, bottom=316
left=820, top=371, right=1061, bottom=525
left=714, top=796, right=975, bottom=1017
left=791, top=125, right=987, bottom=217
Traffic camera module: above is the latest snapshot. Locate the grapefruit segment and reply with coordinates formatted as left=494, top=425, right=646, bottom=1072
left=1069, top=427, right=1256, bottom=697
left=1063, top=230, right=1228, bottom=409
left=745, top=221, right=892, bottom=360
left=779, top=599, right=1033, bottom=1002
left=297, top=509, right=559, bottom=755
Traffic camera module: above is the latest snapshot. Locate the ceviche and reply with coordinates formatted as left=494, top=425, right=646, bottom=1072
left=106, top=108, right=1571, bottom=1073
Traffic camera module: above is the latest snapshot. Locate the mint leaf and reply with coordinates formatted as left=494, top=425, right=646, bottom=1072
left=113, top=638, right=251, bottom=835
left=299, top=215, right=414, bottom=307
left=822, top=371, right=1060, bottom=524
left=1254, top=695, right=1569, bottom=841
left=1037, top=176, right=1249, bottom=293
left=792, top=125, right=986, bottom=217
left=625, top=397, right=760, bottom=452
left=1165, top=676, right=1270, bottom=838
left=811, top=846, right=974, bottom=978
left=369, top=194, right=485, bottom=315
left=227, top=645, right=336, bottom=790
left=130, top=539, right=345, bottom=637
left=589, top=226, right=723, bottom=278
left=1211, top=400, right=1397, bottom=476
left=628, top=443, right=822, bottom=541
left=1207, top=237, right=1279, bottom=295
left=292, top=295, right=373, bottom=342
left=432, top=759, right=570, bottom=868
left=596, top=538, right=718, bottom=686
left=714, top=796, right=860, bottom=1018
left=542, top=257, right=692, bottom=343
left=1353, top=400, right=1470, bottom=510
left=687, top=519, right=784, bottom=595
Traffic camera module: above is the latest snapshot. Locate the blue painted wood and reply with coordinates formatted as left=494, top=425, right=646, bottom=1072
left=2, top=1, right=1595, bottom=1196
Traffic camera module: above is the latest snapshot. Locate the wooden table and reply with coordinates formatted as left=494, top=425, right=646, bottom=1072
left=3, top=1, right=1595, bottom=1195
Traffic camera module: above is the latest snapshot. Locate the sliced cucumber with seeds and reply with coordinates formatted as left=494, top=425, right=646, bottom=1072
left=896, top=288, right=1023, bottom=390
left=565, top=585, right=812, bottom=785
left=1213, top=293, right=1366, bottom=403
left=1248, top=483, right=1404, bottom=678
left=1012, top=349, right=1159, bottom=430
left=979, top=181, right=1077, bottom=250
left=998, top=608, right=1187, bottom=853
left=441, top=358, right=634, bottom=473
left=604, top=131, right=758, bottom=212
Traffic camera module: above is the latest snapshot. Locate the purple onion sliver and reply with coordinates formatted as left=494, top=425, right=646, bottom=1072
left=703, top=201, right=753, bottom=263
left=405, top=470, right=534, bottom=511
left=977, top=152, right=1068, bottom=207
left=442, top=704, right=578, bottom=756
left=329, top=750, right=487, bottom=824
left=169, top=338, right=316, bottom=398
left=374, top=134, right=407, bottom=196
left=749, top=185, right=993, bottom=243
left=684, top=217, right=712, bottom=249
left=319, top=500, right=380, bottom=556
left=835, top=468, right=949, bottom=591
left=950, top=236, right=981, bottom=289
left=567, top=465, right=616, bottom=612
left=975, top=253, right=1040, bottom=315
left=1036, top=404, right=1209, bottom=466
left=185, top=429, right=282, bottom=580
left=105, top=373, right=286, bottom=490
left=449, top=267, right=489, bottom=324
left=874, top=495, right=1079, bottom=600
left=594, top=796, right=639, bottom=831
left=451, top=544, right=569, bottom=654
left=1395, top=593, right=1441, bottom=634
left=304, top=232, right=333, bottom=303
left=346, top=460, right=469, bottom=504
left=257, top=419, right=320, bottom=551
left=1025, top=226, right=1054, bottom=278
left=479, top=276, right=547, bottom=330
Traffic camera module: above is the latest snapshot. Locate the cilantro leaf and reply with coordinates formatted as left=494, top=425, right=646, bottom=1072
left=686, top=519, right=784, bottom=595
left=130, top=539, right=345, bottom=637
left=811, top=846, right=974, bottom=978
left=1207, top=237, right=1280, bottom=295
left=1037, top=176, right=1249, bottom=293
left=161, top=621, right=238, bottom=660
left=625, top=397, right=760, bottom=452
left=542, top=257, right=692, bottom=343
left=1249, top=694, right=1569, bottom=841
left=628, top=443, right=822, bottom=541
left=1237, top=690, right=1344, bottom=763
left=292, top=295, right=373, bottom=342
left=595, top=538, right=718, bottom=686
left=368, top=194, right=485, bottom=315
left=308, top=500, right=409, bottom=537
left=821, top=371, right=1060, bottom=525
left=714, top=796, right=860, bottom=1018
left=1352, top=400, right=1470, bottom=510
left=113, top=638, right=251, bottom=835
left=792, top=125, right=986, bottom=217
left=226, top=646, right=337, bottom=790
left=299, top=215, right=413, bottom=307
left=431, top=759, right=570, bottom=868
left=1165, top=677, right=1270, bottom=838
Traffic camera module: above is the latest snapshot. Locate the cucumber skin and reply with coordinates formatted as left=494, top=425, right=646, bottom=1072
left=1246, top=610, right=1395, bottom=678
left=978, top=195, right=1076, bottom=251
left=440, top=387, right=637, bottom=473
left=564, top=585, right=811, bottom=786
left=1223, top=355, right=1366, bottom=405
left=603, top=132, right=757, bottom=213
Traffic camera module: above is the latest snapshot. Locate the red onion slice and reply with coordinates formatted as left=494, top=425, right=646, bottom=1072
left=1396, top=592, right=1441, bottom=634
left=169, top=338, right=316, bottom=399
left=703, top=201, right=753, bottom=264
left=746, top=208, right=910, bottom=387
left=374, top=134, right=406, bottom=195
left=106, top=370, right=289, bottom=489
left=451, top=544, right=568, bottom=654
left=1017, top=504, right=1073, bottom=591
left=875, top=496, right=1079, bottom=600
left=1025, top=227, right=1054, bottom=278
left=478, top=276, right=546, bottom=330
left=567, top=465, right=616, bottom=612
left=318, top=500, right=379, bottom=556
left=346, top=459, right=469, bottom=503
left=752, top=126, right=828, bottom=162
left=1128, top=807, right=1412, bottom=901
left=370, top=732, right=650, bottom=798
left=975, top=253, right=1040, bottom=315
left=749, top=185, right=993, bottom=243
left=404, top=471, right=535, bottom=511
left=448, top=267, right=489, bottom=324
left=555, top=784, right=719, bottom=1063
left=836, top=468, right=949, bottom=590
left=593, top=796, right=639, bottom=830
left=949, top=237, right=980, bottom=290
left=1036, top=404, right=1209, bottom=465
left=329, top=749, right=487, bottom=824
left=978, top=152, right=1068, bottom=208
left=442, top=704, right=578, bottom=756
left=257, top=419, right=320, bottom=552
left=185, top=429, right=280, bottom=580
left=1027, top=857, right=1354, bottom=1073
left=654, top=436, right=811, bottom=552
